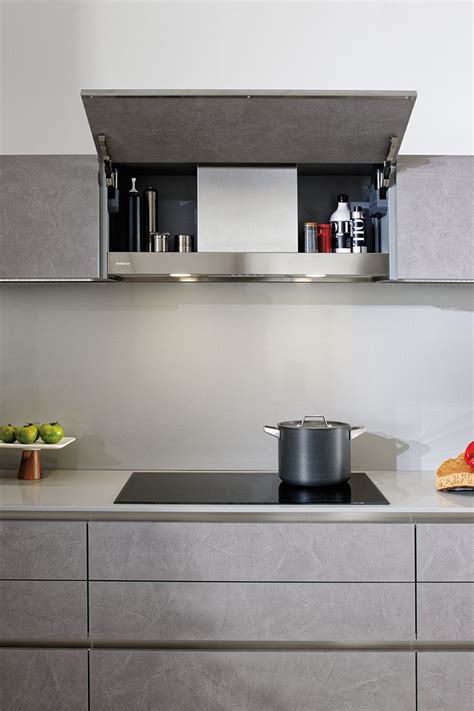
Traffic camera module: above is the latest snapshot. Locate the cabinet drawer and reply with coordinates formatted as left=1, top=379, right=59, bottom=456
left=418, top=652, right=474, bottom=711
left=90, top=581, right=414, bottom=641
left=0, top=521, right=87, bottom=580
left=90, top=650, right=415, bottom=711
left=417, top=583, right=474, bottom=641
left=0, top=649, right=88, bottom=711
left=417, top=524, right=474, bottom=581
left=0, top=581, right=87, bottom=640
left=89, top=522, right=414, bottom=581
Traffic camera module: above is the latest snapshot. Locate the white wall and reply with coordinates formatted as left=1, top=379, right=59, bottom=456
left=0, top=1, right=473, bottom=472
left=1, top=1, right=473, bottom=155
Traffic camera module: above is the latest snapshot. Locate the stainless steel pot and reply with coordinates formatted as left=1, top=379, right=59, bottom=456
left=264, top=416, right=366, bottom=487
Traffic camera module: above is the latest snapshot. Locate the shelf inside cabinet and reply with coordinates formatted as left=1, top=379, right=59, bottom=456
left=108, top=252, right=389, bottom=282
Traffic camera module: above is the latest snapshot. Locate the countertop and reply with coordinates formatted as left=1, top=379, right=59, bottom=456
left=0, top=469, right=472, bottom=521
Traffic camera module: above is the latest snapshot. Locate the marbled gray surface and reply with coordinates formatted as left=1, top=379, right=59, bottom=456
left=89, top=521, right=414, bottom=581
left=0, top=580, right=87, bottom=639
left=417, top=652, right=474, bottom=711
left=0, top=155, right=100, bottom=279
left=89, top=650, right=415, bottom=711
left=82, top=92, right=414, bottom=165
left=0, top=520, right=86, bottom=579
left=417, top=583, right=474, bottom=641
left=396, top=156, right=474, bottom=280
left=417, top=523, right=474, bottom=581
left=0, top=649, right=88, bottom=711
left=89, top=581, right=415, bottom=641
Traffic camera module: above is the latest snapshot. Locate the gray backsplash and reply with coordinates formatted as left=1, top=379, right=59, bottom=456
left=0, top=283, right=472, bottom=471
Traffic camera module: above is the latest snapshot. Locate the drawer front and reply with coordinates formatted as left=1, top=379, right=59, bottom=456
left=90, top=650, right=415, bottom=711
left=0, top=521, right=87, bottom=580
left=418, top=652, right=474, bottom=711
left=0, top=649, right=88, bottom=711
left=90, top=581, right=415, bottom=641
left=0, top=581, right=87, bottom=640
left=417, top=583, right=474, bottom=641
left=417, top=524, right=474, bottom=581
left=89, top=522, right=414, bottom=582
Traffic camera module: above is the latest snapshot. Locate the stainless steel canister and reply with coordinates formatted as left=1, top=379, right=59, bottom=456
left=303, top=223, right=318, bottom=252
left=175, top=234, right=194, bottom=253
left=150, top=232, right=170, bottom=252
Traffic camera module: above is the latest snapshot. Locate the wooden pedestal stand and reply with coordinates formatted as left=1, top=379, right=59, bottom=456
left=18, top=449, right=42, bottom=480
left=0, top=438, right=76, bottom=481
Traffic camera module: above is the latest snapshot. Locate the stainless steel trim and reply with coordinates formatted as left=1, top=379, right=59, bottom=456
left=107, top=252, right=389, bottom=282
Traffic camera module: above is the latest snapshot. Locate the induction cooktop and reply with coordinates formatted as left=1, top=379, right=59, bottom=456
left=114, top=471, right=389, bottom=505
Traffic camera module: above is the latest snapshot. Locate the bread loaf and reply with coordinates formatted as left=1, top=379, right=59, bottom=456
left=436, top=453, right=474, bottom=491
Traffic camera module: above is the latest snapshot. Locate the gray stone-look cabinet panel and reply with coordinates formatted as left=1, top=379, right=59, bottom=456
left=90, top=650, right=416, bottom=711
left=0, top=649, right=88, bottom=711
left=0, top=521, right=87, bottom=580
left=89, top=581, right=414, bottom=641
left=89, top=522, right=414, bottom=582
left=417, top=583, right=474, bottom=641
left=417, top=524, right=474, bottom=581
left=0, top=581, right=87, bottom=639
left=418, top=652, right=474, bottom=711
left=0, top=155, right=100, bottom=279
left=395, top=155, right=474, bottom=280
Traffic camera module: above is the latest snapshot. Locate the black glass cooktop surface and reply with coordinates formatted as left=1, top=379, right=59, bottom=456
left=115, top=471, right=388, bottom=505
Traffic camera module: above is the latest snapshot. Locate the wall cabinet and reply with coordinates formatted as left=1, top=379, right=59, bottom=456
left=393, top=155, right=474, bottom=281
left=0, top=155, right=104, bottom=280
left=1, top=93, right=472, bottom=282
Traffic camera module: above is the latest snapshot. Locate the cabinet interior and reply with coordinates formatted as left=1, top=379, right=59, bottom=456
left=107, top=163, right=388, bottom=255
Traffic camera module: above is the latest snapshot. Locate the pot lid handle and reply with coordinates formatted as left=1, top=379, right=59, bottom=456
left=300, top=415, right=329, bottom=428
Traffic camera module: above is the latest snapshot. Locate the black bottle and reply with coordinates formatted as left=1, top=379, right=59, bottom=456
left=127, top=177, right=141, bottom=252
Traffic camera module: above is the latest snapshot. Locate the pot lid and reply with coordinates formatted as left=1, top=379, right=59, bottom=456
left=279, top=416, right=350, bottom=429
left=81, top=90, right=416, bottom=166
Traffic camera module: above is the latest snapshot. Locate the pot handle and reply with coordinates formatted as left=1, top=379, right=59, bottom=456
left=300, top=416, right=329, bottom=428
left=350, top=426, right=367, bottom=439
left=264, top=426, right=280, bottom=439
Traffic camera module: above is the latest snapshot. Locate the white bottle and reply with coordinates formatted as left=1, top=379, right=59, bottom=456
left=330, top=194, right=351, bottom=253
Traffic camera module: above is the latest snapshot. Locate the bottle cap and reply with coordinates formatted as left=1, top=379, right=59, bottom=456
left=337, top=194, right=348, bottom=202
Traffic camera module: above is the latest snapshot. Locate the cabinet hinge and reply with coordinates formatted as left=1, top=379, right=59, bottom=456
left=98, top=134, right=115, bottom=188
left=382, top=136, right=400, bottom=187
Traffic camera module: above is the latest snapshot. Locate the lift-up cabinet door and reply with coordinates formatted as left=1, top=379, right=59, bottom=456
left=393, top=155, right=474, bottom=281
left=0, top=155, right=102, bottom=280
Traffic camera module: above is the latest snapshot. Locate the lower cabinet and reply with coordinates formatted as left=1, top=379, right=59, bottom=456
left=89, top=650, right=416, bottom=711
left=0, top=649, right=88, bottom=711
left=417, top=652, right=474, bottom=711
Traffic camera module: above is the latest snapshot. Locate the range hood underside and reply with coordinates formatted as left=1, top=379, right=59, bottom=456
left=108, top=253, right=389, bottom=282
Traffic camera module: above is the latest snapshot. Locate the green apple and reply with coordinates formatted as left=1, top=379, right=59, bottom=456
left=0, top=424, right=16, bottom=443
left=39, top=422, right=64, bottom=444
left=25, top=422, right=41, bottom=441
left=15, top=424, right=39, bottom=445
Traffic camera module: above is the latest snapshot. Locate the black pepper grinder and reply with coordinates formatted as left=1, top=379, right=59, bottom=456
left=127, top=178, right=141, bottom=251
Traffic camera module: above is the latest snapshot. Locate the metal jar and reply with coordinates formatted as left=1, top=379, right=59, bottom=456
left=264, top=416, right=366, bottom=487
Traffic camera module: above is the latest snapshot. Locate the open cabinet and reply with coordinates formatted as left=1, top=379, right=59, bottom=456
left=81, top=90, right=416, bottom=282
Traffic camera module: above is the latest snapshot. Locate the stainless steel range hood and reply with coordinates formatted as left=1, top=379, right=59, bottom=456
left=108, top=252, right=389, bottom=282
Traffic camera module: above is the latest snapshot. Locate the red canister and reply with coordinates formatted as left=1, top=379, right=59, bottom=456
left=317, top=224, right=332, bottom=253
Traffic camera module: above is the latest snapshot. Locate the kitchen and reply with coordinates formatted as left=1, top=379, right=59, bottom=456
left=0, top=1, right=473, bottom=710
